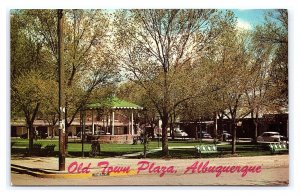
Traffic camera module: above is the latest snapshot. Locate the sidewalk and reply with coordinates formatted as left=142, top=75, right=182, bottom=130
left=11, top=154, right=289, bottom=179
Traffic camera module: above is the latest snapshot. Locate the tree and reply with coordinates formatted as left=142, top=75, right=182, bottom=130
left=39, top=80, right=59, bottom=139
left=15, top=10, right=119, bottom=151
left=212, top=28, right=252, bottom=154
left=253, top=10, right=288, bottom=108
left=244, top=37, right=273, bottom=142
left=114, top=9, right=235, bottom=155
left=246, top=9, right=288, bottom=141
left=116, top=81, right=161, bottom=139
left=11, top=12, right=54, bottom=154
left=11, top=71, right=53, bottom=154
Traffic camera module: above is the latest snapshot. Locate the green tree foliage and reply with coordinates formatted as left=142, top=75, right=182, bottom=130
left=11, top=70, right=54, bottom=154
left=11, top=12, right=54, bottom=154
left=253, top=9, right=288, bottom=108
left=114, top=9, right=236, bottom=155
left=11, top=9, right=288, bottom=157
left=11, top=10, right=119, bottom=153
left=22, top=10, right=119, bottom=129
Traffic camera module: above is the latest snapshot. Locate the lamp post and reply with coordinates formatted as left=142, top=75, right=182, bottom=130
left=57, top=9, right=65, bottom=171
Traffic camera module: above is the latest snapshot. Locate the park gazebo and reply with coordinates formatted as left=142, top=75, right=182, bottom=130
left=81, top=97, right=143, bottom=144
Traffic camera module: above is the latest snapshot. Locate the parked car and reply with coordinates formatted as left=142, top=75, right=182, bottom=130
left=257, top=132, right=282, bottom=142
left=280, top=135, right=288, bottom=142
left=197, top=131, right=212, bottom=139
left=174, top=128, right=188, bottom=138
left=222, top=132, right=232, bottom=141
left=203, top=132, right=213, bottom=139
left=20, top=131, right=48, bottom=139
left=76, top=131, right=93, bottom=138
left=20, top=132, right=28, bottom=139
left=38, top=131, right=48, bottom=139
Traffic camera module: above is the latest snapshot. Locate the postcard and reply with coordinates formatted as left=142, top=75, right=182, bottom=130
left=10, top=9, right=288, bottom=186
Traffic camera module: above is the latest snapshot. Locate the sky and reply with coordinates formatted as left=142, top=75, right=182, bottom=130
left=105, top=9, right=272, bottom=31
left=231, top=9, right=271, bottom=30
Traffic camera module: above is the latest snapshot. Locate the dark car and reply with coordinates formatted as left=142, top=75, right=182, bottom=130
left=77, top=131, right=97, bottom=142
left=202, top=132, right=212, bottom=139
left=222, top=133, right=232, bottom=141
left=20, top=131, right=48, bottom=139
left=37, top=131, right=48, bottom=139
left=280, top=135, right=288, bottom=141
left=20, top=132, right=28, bottom=139
left=197, top=131, right=212, bottom=139
left=76, top=131, right=93, bottom=138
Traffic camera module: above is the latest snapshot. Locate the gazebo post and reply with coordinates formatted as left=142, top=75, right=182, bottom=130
left=108, top=113, right=111, bottom=134
left=106, top=114, right=109, bottom=134
left=128, top=113, right=131, bottom=134
left=112, top=110, right=115, bottom=135
left=131, top=111, right=134, bottom=135
left=92, top=110, right=94, bottom=135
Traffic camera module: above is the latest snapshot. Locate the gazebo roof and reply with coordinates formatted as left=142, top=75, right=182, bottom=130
left=85, top=97, right=143, bottom=110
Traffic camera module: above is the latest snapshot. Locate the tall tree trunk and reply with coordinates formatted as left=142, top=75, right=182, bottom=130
left=231, top=119, right=237, bottom=154
left=250, top=110, right=259, bottom=143
left=161, top=65, right=170, bottom=156
left=195, top=121, right=198, bottom=140
left=250, top=111, right=255, bottom=142
left=170, top=112, right=175, bottom=140
left=254, top=120, right=258, bottom=142
left=254, top=110, right=259, bottom=143
left=24, top=102, right=40, bottom=156
left=51, top=116, right=57, bottom=139
left=161, top=114, right=169, bottom=156
left=199, top=118, right=202, bottom=143
left=214, top=112, right=218, bottom=144
left=28, top=124, right=34, bottom=156
left=51, top=126, right=55, bottom=139
left=150, top=120, right=155, bottom=138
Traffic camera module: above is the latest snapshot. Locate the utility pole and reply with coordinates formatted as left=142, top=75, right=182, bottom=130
left=58, top=9, right=66, bottom=171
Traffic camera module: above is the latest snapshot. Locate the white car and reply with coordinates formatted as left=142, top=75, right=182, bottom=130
left=174, top=128, right=188, bottom=137
left=257, top=132, right=281, bottom=142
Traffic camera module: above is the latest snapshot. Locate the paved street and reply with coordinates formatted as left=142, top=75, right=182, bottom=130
left=11, top=155, right=288, bottom=186
left=12, top=167, right=288, bottom=186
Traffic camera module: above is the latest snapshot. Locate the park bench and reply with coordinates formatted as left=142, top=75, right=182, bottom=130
left=269, top=143, right=288, bottom=154
left=26, top=143, right=42, bottom=156
left=41, top=144, right=56, bottom=156
left=133, top=136, right=144, bottom=145
left=195, top=144, right=218, bottom=158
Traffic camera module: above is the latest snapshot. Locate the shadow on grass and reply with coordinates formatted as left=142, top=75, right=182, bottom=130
left=125, top=144, right=288, bottom=159
left=11, top=141, right=288, bottom=159
left=126, top=149, right=223, bottom=159
left=11, top=147, right=143, bottom=159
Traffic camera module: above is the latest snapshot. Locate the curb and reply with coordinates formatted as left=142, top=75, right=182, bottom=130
left=11, top=165, right=92, bottom=179
left=11, top=164, right=138, bottom=178
left=36, top=173, right=93, bottom=179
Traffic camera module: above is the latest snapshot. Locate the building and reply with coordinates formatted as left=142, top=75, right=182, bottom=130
left=11, top=97, right=144, bottom=144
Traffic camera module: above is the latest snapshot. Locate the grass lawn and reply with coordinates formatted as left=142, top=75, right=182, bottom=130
left=11, top=138, right=282, bottom=159
left=11, top=138, right=208, bottom=151
left=11, top=138, right=147, bottom=157
left=144, top=143, right=276, bottom=159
